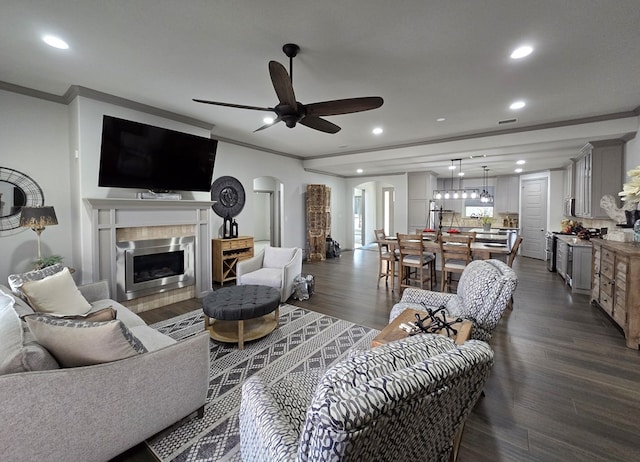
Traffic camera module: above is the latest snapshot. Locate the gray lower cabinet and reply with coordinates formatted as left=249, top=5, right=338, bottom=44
left=556, top=236, right=591, bottom=294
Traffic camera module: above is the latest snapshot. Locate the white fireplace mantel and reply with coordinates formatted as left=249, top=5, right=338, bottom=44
left=84, top=198, right=214, bottom=303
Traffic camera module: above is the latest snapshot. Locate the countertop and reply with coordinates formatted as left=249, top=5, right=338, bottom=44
left=555, top=234, right=593, bottom=247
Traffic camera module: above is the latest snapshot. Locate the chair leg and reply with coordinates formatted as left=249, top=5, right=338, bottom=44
left=390, top=259, right=395, bottom=291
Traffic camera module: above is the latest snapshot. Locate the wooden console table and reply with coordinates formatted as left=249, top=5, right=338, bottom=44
left=212, top=236, right=254, bottom=285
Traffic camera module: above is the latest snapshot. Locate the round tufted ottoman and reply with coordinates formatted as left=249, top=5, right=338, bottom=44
left=202, top=285, right=280, bottom=349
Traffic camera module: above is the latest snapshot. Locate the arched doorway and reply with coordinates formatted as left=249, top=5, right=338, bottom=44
left=353, top=181, right=395, bottom=248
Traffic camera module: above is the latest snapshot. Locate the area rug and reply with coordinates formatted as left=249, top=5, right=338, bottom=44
left=146, top=304, right=379, bottom=461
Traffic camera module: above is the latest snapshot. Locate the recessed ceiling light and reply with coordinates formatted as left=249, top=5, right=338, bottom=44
left=510, top=100, right=526, bottom=110
left=515, top=168, right=523, bottom=173
left=42, top=35, right=69, bottom=49
left=516, top=160, right=526, bottom=165
left=510, top=45, right=533, bottom=59
left=372, top=127, right=383, bottom=135
left=356, top=168, right=364, bottom=174
left=436, top=117, right=446, bottom=122
left=263, top=117, right=274, bottom=124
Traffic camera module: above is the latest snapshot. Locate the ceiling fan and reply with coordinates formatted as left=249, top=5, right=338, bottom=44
left=194, top=43, right=384, bottom=134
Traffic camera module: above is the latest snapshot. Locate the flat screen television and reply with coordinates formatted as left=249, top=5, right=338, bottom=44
left=98, top=115, right=217, bottom=192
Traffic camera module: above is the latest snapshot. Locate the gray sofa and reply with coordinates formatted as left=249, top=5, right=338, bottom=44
left=0, top=279, right=210, bottom=462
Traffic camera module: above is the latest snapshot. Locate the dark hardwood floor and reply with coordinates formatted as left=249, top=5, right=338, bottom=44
left=115, top=247, right=640, bottom=462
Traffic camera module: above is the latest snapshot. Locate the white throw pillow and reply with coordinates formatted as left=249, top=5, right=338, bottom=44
left=263, top=246, right=296, bottom=269
left=21, top=267, right=91, bottom=316
left=0, top=289, right=60, bottom=374
left=0, top=292, right=24, bottom=374
left=24, top=315, right=147, bottom=367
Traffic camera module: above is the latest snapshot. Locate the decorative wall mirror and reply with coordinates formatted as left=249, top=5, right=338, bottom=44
left=0, top=167, right=44, bottom=231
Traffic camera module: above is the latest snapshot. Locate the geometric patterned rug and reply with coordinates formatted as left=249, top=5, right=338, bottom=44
left=146, top=304, right=379, bottom=461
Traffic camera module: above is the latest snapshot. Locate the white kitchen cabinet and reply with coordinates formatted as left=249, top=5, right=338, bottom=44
left=563, top=161, right=574, bottom=199
left=408, top=172, right=437, bottom=231
left=494, top=175, right=519, bottom=214
left=574, top=140, right=624, bottom=219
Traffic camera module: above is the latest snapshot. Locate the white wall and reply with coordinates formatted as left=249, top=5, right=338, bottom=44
left=0, top=88, right=349, bottom=284
left=0, top=90, right=73, bottom=280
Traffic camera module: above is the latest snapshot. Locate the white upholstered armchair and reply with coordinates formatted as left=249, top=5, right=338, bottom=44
left=236, top=246, right=303, bottom=303
left=239, top=334, right=494, bottom=462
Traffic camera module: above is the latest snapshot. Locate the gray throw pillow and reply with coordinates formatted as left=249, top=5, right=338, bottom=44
left=24, top=315, right=147, bottom=368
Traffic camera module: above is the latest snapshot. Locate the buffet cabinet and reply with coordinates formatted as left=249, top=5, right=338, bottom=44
left=591, top=239, right=640, bottom=349
left=212, top=236, right=254, bottom=285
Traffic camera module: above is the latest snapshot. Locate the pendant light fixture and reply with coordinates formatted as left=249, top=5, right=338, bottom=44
left=433, top=158, right=479, bottom=200
left=480, top=166, right=494, bottom=203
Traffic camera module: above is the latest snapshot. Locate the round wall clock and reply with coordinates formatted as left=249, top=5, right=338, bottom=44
left=211, top=176, right=245, bottom=218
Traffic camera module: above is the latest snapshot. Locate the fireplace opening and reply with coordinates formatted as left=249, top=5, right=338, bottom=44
left=133, top=251, right=185, bottom=283
left=116, top=236, right=195, bottom=301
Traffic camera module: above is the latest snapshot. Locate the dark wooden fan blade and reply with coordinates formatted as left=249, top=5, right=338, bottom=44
left=268, top=61, right=297, bottom=108
left=305, top=96, right=384, bottom=117
left=299, top=116, right=341, bottom=134
left=193, top=99, right=274, bottom=112
left=253, top=117, right=282, bottom=132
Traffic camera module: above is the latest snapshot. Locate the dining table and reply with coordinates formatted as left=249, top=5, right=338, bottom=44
left=384, top=234, right=511, bottom=290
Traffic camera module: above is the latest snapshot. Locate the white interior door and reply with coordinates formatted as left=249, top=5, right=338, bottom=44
left=382, top=187, right=395, bottom=236
left=521, top=178, right=548, bottom=259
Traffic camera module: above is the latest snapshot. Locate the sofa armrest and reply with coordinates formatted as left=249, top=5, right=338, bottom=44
left=237, top=249, right=265, bottom=280
left=281, top=248, right=303, bottom=302
left=0, top=331, right=210, bottom=462
left=77, top=280, right=110, bottom=303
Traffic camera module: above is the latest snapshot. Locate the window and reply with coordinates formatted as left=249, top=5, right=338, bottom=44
left=464, top=186, right=494, bottom=217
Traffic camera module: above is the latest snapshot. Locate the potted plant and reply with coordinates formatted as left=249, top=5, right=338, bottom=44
left=33, top=255, right=63, bottom=270
left=481, top=214, right=492, bottom=231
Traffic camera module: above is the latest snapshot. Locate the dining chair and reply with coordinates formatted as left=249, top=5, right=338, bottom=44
left=374, top=229, right=397, bottom=291
left=396, top=232, right=436, bottom=292
left=506, top=235, right=523, bottom=309
left=439, top=234, right=473, bottom=293
left=507, top=235, right=523, bottom=268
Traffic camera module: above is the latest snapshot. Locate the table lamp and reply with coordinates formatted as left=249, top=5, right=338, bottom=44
left=19, top=206, right=58, bottom=259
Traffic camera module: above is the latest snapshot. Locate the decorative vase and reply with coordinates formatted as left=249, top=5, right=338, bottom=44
left=483, top=223, right=491, bottom=232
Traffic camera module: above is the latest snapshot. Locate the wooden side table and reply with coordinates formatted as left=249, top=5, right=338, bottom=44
left=372, top=308, right=472, bottom=348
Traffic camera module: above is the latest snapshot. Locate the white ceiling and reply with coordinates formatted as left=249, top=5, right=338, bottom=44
left=1, top=0, right=639, bottom=178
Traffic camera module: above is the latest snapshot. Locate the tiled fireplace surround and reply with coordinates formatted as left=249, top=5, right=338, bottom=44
left=84, top=198, right=213, bottom=313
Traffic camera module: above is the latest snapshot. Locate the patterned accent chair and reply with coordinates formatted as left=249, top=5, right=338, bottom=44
left=239, top=334, right=494, bottom=462
left=389, top=259, right=518, bottom=342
